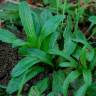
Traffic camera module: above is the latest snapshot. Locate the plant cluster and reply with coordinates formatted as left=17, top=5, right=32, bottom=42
left=0, top=0, right=96, bottom=96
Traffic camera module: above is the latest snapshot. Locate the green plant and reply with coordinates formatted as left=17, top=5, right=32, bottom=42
left=0, top=1, right=96, bottom=96
left=0, top=1, right=65, bottom=95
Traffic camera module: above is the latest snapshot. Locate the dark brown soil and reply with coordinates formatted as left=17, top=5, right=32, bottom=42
left=0, top=24, right=25, bottom=85
left=0, top=42, right=18, bottom=85
left=0, top=23, right=25, bottom=95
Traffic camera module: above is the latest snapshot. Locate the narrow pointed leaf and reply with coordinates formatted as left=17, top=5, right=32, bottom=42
left=28, top=87, right=41, bottom=96
left=29, top=78, right=49, bottom=95
left=38, top=15, right=64, bottom=47
left=72, top=31, right=87, bottom=44
left=19, top=2, right=37, bottom=45
left=7, top=66, right=44, bottom=94
left=63, top=71, right=80, bottom=96
left=75, top=69, right=92, bottom=96
left=11, top=56, right=40, bottom=77
left=86, top=45, right=94, bottom=62
left=48, top=48, right=72, bottom=60
left=90, top=56, right=96, bottom=70
left=47, top=92, right=55, bottom=96
left=83, top=69, right=92, bottom=86
left=27, top=48, right=52, bottom=65
left=31, top=10, right=41, bottom=36
left=64, top=37, right=76, bottom=55
left=63, top=15, right=76, bottom=55
left=41, top=32, right=59, bottom=51
left=40, top=9, right=52, bottom=25
left=12, top=39, right=27, bottom=48
left=63, top=15, right=72, bottom=40
left=41, top=15, right=64, bottom=38
left=52, top=70, right=65, bottom=94
left=80, top=46, right=87, bottom=69
left=75, top=84, right=88, bottom=96
left=88, top=16, right=96, bottom=24
left=34, top=78, right=49, bottom=94
left=59, top=59, right=78, bottom=68
left=0, top=29, right=17, bottom=43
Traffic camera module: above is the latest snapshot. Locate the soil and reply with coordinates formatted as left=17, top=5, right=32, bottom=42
left=0, top=24, right=25, bottom=95
left=0, top=23, right=25, bottom=84
left=0, top=42, right=18, bottom=84
left=0, top=42, right=19, bottom=96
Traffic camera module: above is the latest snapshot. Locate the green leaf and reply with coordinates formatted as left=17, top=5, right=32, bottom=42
left=35, top=78, right=49, bottom=94
left=29, top=78, right=49, bottom=95
left=41, top=15, right=64, bottom=38
left=63, top=70, right=80, bottom=96
left=63, top=15, right=72, bottom=40
left=86, top=45, right=94, bottom=62
left=40, top=9, right=52, bottom=26
left=48, top=48, right=72, bottom=60
left=19, top=2, right=37, bottom=46
left=59, top=62, right=75, bottom=68
left=83, top=69, right=92, bottom=86
left=63, top=15, right=76, bottom=55
left=52, top=70, right=65, bottom=94
left=0, top=84, right=6, bottom=89
left=88, top=16, right=96, bottom=32
left=31, top=10, right=41, bottom=36
left=41, top=32, right=59, bottom=51
left=27, top=48, right=52, bottom=65
left=43, top=0, right=49, bottom=5
left=90, top=56, right=96, bottom=70
left=0, top=2, right=19, bottom=20
left=48, top=0, right=62, bottom=8
left=28, top=86, right=41, bottom=96
left=88, top=16, right=96, bottom=24
left=74, top=84, right=88, bottom=96
left=11, top=56, right=40, bottom=77
left=0, top=29, right=17, bottom=43
left=72, top=46, right=81, bottom=60
left=59, top=59, right=78, bottom=68
left=47, top=92, right=61, bottom=96
left=38, top=15, right=64, bottom=47
left=64, top=37, right=76, bottom=55
left=48, top=32, right=59, bottom=49
left=84, top=0, right=91, bottom=3
left=87, top=83, right=96, bottom=96
left=75, top=69, right=92, bottom=96
left=0, top=29, right=28, bottom=48
left=12, top=39, right=27, bottom=48
left=80, top=46, right=87, bottom=69
left=7, top=66, right=44, bottom=94
left=72, top=31, right=87, bottom=44
left=47, top=92, right=55, bottom=96
left=18, top=46, right=29, bottom=56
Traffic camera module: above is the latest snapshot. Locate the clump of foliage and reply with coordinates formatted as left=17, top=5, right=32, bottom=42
left=0, top=0, right=96, bottom=96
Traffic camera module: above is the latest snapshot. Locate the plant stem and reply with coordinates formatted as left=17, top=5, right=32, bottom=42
left=56, top=0, right=59, bottom=15
left=87, top=23, right=94, bottom=32
left=17, top=73, right=26, bottom=96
